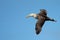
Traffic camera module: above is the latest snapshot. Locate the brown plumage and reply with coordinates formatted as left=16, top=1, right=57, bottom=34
left=35, top=9, right=56, bottom=35
left=26, top=9, right=56, bottom=35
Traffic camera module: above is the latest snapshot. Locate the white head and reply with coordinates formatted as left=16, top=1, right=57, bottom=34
left=26, top=13, right=37, bottom=18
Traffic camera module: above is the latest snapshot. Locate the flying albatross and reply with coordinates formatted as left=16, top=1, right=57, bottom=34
left=26, top=9, right=56, bottom=35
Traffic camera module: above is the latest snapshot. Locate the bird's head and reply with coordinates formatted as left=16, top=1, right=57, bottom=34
left=40, top=9, right=46, bottom=12
left=26, top=13, right=37, bottom=18
left=40, top=9, right=47, bottom=15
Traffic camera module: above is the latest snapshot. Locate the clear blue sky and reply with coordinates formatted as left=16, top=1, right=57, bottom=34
left=0, top=0, right=60, bottom=40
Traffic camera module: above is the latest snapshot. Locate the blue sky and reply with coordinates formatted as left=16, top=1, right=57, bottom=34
left=0, top=0, right=60, bottom=40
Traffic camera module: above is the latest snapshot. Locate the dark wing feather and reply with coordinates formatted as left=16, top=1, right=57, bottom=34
left=35, top=16, right=45, bottom=35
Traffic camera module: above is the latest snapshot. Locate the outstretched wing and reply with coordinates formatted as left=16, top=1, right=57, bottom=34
left=35, top=16, right=45, bottom=35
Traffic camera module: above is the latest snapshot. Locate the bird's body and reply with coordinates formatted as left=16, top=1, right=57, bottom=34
left=35, top=15, right=46, bottom=34
left=26, top=9, right=56, bottom=35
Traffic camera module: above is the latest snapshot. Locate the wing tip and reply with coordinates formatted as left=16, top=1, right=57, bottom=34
left=36, top=31, right=41, bottom=35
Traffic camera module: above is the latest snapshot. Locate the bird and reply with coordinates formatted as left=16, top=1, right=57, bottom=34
left=26, top=9, right=56, bottom=35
